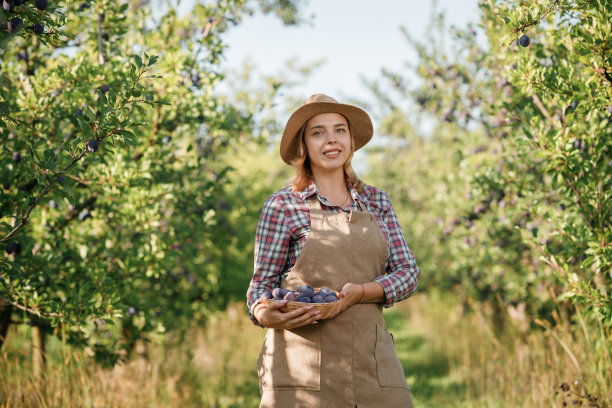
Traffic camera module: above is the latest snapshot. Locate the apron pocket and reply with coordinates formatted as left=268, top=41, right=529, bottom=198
left=258, top=325, right=322, bottom=391
left=374, top=323, right=409, bottom=389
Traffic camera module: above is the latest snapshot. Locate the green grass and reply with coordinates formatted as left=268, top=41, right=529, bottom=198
left=1, top=292, right=609, bottom=407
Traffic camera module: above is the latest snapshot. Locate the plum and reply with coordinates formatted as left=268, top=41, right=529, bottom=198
left=284, top=291, right=298, bottom=301
left=319, top=287, right=333, bottom=296
left=87, top=139, right=99, bottom=152
left=519, top=34, right=530, bottom=47
left=300, top=288, right=314, bottom=298
left=8, top=17, right=23, bottom=33
left=296, top=296, right=312, bottom=303
left=312, top=294, right=325, bottom=303
left=6, top=242, right=21, bottom=256
left=297, top=285, right=313, bottom=293
left=271, top=287, right=287, bottom=299
left=324, top=294, right=338, bottom=302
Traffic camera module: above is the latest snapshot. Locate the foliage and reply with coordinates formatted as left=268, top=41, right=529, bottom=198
left=0, top=0, right=307, bottom=364
left=366, top=0, right=610, bottom=326
left=364, top=1, right=610, bottom=401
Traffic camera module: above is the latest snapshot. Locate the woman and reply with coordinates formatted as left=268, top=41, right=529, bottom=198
left=246, top=94, right=421, bottom=407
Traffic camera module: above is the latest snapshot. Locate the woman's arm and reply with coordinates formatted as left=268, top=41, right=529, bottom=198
left=374, top=191, right=421, bottom=307
left=246, top=193, right=319, bottom=328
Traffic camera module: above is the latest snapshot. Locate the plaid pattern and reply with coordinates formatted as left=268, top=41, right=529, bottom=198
left=246, top=179, right=421, bottom=326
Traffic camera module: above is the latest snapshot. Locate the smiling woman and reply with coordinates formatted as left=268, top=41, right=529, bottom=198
left=246, top=93, right=422, bottom=407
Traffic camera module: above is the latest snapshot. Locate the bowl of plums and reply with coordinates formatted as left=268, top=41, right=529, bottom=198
left=260, top=285, right=341, bottom=319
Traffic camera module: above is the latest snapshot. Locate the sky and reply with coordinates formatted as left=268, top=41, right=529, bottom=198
left=219, top=0, right=482, bottom=108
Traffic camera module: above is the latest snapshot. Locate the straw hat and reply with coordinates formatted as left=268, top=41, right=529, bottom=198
left=280, top=94, right=373, bottom=164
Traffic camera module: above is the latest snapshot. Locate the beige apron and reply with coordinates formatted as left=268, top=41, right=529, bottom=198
left=257, top=195, right=414, bottom=408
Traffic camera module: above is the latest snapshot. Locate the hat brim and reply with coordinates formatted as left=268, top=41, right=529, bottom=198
left=280, top=102, right=373, bottom=164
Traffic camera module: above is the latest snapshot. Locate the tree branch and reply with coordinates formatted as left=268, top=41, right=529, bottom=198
left=512, top=0, right=559, bottom=34
left=0, top=297, right=66, bottom=318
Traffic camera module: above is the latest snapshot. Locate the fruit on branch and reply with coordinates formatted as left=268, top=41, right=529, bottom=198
left=35, top=0, right=48, bottom=10
left=33, top=23, right=44, bottom=34
left=2, top=0, right=14, bottom=11
left=78, top=209, right=91, bottom=221
left=8, top=17, right=23, bottom=33
left=87, top=139, right=99, bottom=152
left=6, top=242, right=22, bottom=256
left=573, top=139, right=586, bottom=150
left=519, top=34, right=530, bottom=47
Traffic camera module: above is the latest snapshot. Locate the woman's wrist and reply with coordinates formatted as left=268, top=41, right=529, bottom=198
left=358, top=283, right=366, bottom=303
left=356, top=281, right=386, bottom=304
left=253, top=302, right=267, bottom=325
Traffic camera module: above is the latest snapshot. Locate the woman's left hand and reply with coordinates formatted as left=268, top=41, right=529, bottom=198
left=325, top=283, right=363, bottom=319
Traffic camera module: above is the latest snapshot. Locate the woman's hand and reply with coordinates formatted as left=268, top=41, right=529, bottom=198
left=325, top=283, right=364, bottom=319
left=326, top=281, right=386, bottom=319
left=254, top=300, right=321, bottom=329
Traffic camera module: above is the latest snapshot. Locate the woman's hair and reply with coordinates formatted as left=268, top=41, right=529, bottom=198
left=288, top=116, right=366, bottom=193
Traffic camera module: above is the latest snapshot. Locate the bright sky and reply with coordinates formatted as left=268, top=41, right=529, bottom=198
left=220, top=0, right=481, bottom=106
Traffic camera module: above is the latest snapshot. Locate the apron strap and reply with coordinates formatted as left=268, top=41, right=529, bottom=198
left=356, top=199, right=367, bottom=212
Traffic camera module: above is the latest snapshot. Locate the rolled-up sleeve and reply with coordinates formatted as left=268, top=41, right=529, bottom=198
left=246, top=194, right=291, bottom=326
left=374, top=193, right=421, bottom=307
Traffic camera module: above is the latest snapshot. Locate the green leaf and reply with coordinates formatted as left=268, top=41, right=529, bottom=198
left=133, top=55, right=143, bottom=68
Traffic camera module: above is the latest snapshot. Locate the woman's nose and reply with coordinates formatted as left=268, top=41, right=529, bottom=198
left=325, top=129, right=336, bottom=142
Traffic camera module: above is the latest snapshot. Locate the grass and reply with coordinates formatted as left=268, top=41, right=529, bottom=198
left=1, top=291, right=609, bottom=407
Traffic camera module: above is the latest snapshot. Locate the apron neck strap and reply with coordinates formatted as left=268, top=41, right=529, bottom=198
left=356, top=199, right=367, bottom=212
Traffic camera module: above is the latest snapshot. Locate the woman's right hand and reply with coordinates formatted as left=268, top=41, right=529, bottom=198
left=254, top=300, right=321, bottom=329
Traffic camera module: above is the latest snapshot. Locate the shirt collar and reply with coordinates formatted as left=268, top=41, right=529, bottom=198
left=299, top=178, right=365, bottom=207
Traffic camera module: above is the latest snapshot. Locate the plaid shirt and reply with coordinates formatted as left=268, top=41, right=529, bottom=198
left=246, top=179, right=421, bottom=326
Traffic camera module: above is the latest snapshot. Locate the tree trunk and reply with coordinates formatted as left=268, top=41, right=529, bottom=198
left=0, top=302, right=12, bottom=350
left=32, top=323, right=46, bottom=380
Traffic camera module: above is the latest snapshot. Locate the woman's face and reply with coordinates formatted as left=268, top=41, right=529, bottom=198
left=304, top=112, right=352, bottom=175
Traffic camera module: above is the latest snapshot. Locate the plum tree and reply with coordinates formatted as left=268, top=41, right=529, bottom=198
left=0, top=0, right=308, bottom=367
left=365, top=0, right=609, bottom=400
